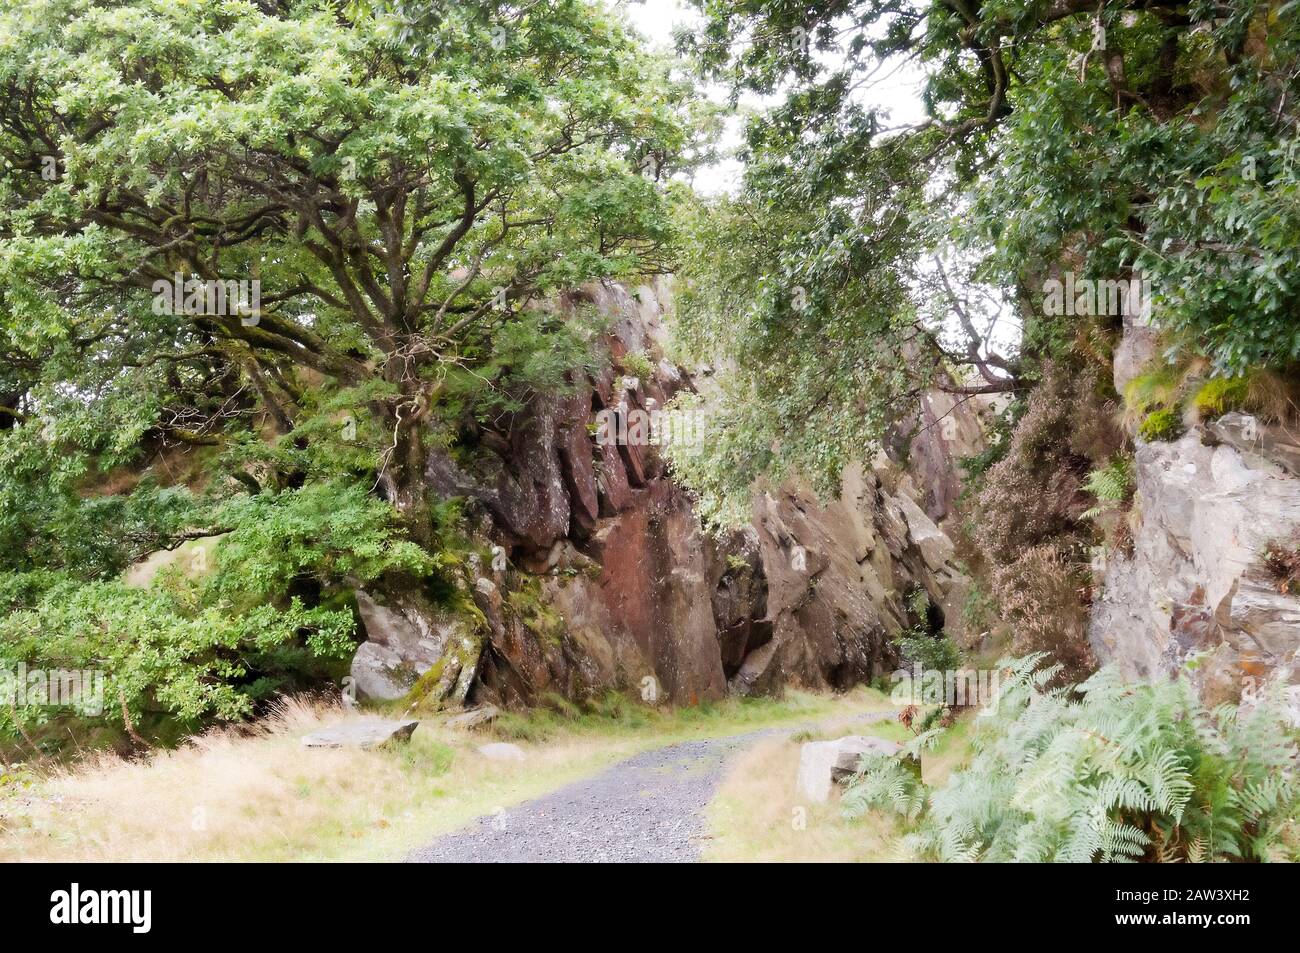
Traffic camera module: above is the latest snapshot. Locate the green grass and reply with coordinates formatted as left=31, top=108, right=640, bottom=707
left=1, top=688, right=898, bottom=862
left=487, top=687, right=894, bottom=744
left=921, top=711, right=978, bottom=786
left=700, top=707, right=909, bottom=862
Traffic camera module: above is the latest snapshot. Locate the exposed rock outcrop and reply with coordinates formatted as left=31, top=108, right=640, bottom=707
left=1089, top=429, right=1300, bottom=715
left=350, top=590, right=479, bottom=703
left=349, top=281, right=980, bottom=708
left=733, top=464, right=970, bottom=696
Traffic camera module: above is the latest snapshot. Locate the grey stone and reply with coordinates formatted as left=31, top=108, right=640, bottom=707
left=897, top=494, right=955, bottom=572
left=795, top=735, right=903, bottom=803
left=349, top=641, right=419, bottom=702
left=349, top=590, right=479, bottom=704
left=1113, top=314, right=1161, bottom=399
left=1208, top=411, right=1300, bottom=477
left=446, top=705, right=500, bottom=731
left=301, top=718, right=419, bottom=749
left=734, top=461, right=969, bottom=696
left=477, top=742, right=526, bottom=762
left=1089, top=431, right=1300, bottom=708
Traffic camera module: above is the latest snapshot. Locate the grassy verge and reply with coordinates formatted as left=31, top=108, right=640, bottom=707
left=701, top=708, right=979, bottom=862
left=921, top=710, right=978, bottom=786
left=701, top=713, right=910, bottom=863
left=0, top=687, right=894, bottom=862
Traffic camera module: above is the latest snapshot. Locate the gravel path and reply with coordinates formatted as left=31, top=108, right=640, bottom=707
left=407, top=710, right=897, bottom=864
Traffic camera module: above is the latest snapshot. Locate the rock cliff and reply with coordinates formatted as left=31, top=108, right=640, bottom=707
left=349, top=281, right=981, bottom=708
left=1089, top=418, right=1300, bottom=723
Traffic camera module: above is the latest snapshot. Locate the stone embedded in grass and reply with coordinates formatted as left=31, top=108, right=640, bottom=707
left=476, top=742, right=526, bottom=762
left=446, top=705, right=500, bottom=731
left=300, top=718, right=420, bottom=749
left=795, top=736, right=902, bottom=803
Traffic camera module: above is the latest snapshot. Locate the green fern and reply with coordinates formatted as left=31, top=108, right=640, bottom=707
left=1082, top=455, right=1134, bottom=519
left=843, top=654, right=1300, bottom=863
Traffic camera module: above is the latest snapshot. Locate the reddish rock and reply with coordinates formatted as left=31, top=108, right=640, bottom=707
left=366, top=279, right=970, bottom=711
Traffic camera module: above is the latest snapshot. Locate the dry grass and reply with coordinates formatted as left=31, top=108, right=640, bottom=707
left=701, top=714, right=912, bottom=863
left=0, top=688, right=898, bottom=862
left=0, top=697, right=640, bottom=862
left=702, top=734, right=901, bottom=863
left=702, top=708, right=980, bottom=862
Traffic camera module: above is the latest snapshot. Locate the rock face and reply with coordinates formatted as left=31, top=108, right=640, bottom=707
left=734, top=464, right=970, bottom=696
left=350, top=590, right=479, bottom=703
left=1112, top=310, right=1160, bottom=397
left=1089, top=429, right=1300, bottom=711
left=350, top=280, right=980, bottom=708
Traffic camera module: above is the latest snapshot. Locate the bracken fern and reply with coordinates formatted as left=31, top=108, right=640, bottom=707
left=843, top=655, right=1299, bottom=862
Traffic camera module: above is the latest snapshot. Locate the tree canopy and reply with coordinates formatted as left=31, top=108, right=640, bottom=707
left=668, top=0, right=1300, bottom=524
left=0, top=0, right=690, bottom=735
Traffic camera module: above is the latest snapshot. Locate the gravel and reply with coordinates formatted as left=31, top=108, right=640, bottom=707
left=406, top=710, right=897, bottom=864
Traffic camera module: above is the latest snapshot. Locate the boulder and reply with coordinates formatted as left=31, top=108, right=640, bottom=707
left=476, top=742, right=526, bottom=762
left=349, top=590, right=480, bottom=704
left=350, top=641, right=420, bottom=703
left=897, top=494, right=956, bottom=571
left=796, top=735, right=903, bottom=803
left=445, top=705, right=500, bottom=731
left=301, top=718, right=419, bottom=749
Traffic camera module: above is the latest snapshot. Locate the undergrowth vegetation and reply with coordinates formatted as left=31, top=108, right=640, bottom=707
left=844, top=656, right=1300, bottom=863
left=960, top=363, right=1119, bottom=681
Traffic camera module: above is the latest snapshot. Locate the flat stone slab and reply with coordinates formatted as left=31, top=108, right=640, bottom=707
left=796, top=735, right=903, bottom=803
left=301, top=718, right=419, bottom=749
left=446, top=705, right=500, bottom=731
left=476, top=742, right=525, bottom=762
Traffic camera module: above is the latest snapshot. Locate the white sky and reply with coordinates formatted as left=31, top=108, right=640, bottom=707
left=618, top=0, right=930, bottom=195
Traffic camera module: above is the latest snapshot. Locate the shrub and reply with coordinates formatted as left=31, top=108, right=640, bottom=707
left=1262, top=541, right=1300, bottom=594
left=0, top=579, right=355, bottom=735
left=972, top=363, right=1112, bottom=567
left=1193, top=376, right=1251, bottom=418
left=844, top=655, right=1300, bottom=862
left=991, top=545, right=1095, bottom=681
left=1138, top=407, right=1182, bottom=442
left=892, top=626, right=962, bottom=672
left=965, top=362, right=1111, bottom=680
left=618, top=351, right=655, bottom=384
left=0, top=481, right=441, bottom=747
